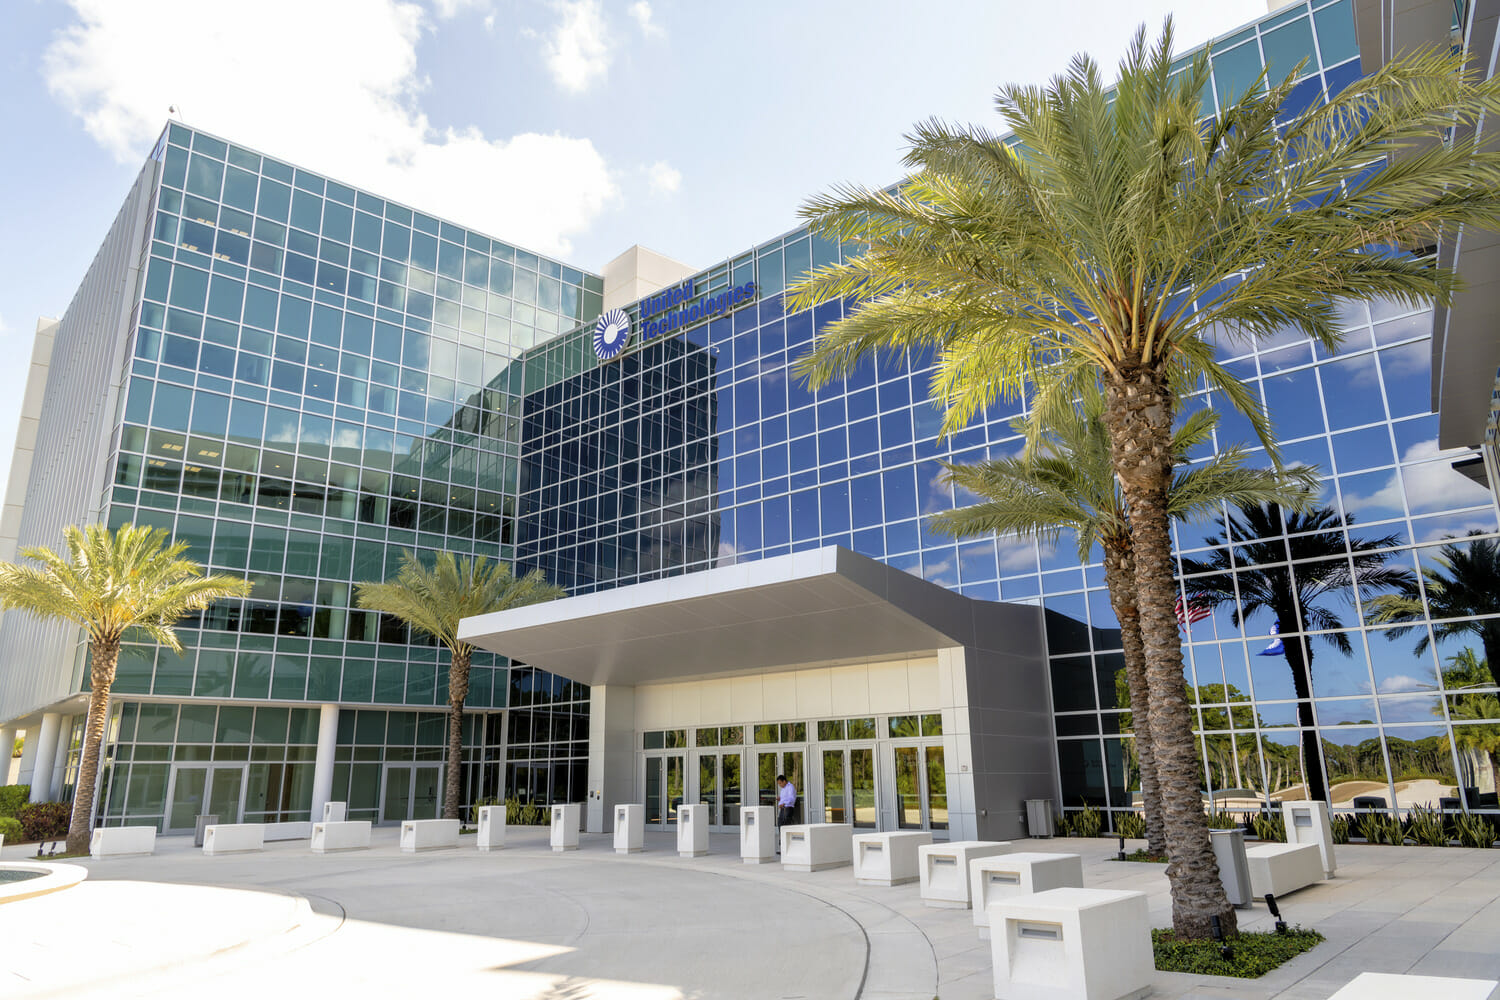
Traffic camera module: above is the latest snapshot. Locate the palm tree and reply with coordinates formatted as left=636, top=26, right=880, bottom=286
left=928, top=389, right=1317, bottom=857
left=1439, top=648, right=1500, bottom=804
left=357, top=551, right=565, bottom=820
left=1178, top=503, right=1413, bottom=803
left=1367, top=532, right=1500, bottom=687
left=785, top=23, right=1500, bottom=936
left=0, top=523, right=251, bottom=853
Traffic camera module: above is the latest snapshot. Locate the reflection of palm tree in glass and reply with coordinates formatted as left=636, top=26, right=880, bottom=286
left=1439, top=649, right=1500, bottom=802
left=1367, top=532, right=1500, bottom=688
left=1180, top=503, right=1413, bottom=803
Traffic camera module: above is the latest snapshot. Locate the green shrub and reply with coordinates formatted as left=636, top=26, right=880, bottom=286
left=1071, top=803, right=1102, bottom=838
left=18, top=802, right=69, bottom=841
left=1252, top=812, right=1285, bottom=842
left=504, top=796, right=547, bottom=826
left=0, top=816, right=22, bottom=843
left=1406, top=805, right=1447, bottom=847
left=1115, top=812, right=1146, bottom=840
left=1455, top=812, right=1497, bottom=849
left=1152, top=927, right=1323, bottom=978
left=1356, top=810, right=1396, bottom=844
left=0, top=785, right=28, bottom=819
left=1206, top=809, right=1239, bottom=830
left=1329, top=814, right=1351, bottom=844
left=1120, top=847, right=1167, bottom=863
left=1054, top=812, right=1072, bottom=836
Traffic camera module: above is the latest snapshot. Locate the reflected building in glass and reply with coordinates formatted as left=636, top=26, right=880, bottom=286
left=3, top=0, right=1498, bottom=835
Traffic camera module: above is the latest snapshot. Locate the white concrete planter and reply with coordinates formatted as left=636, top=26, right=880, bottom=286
left=477, top=805, right=506, bottom=851
left=321, top=801, right=347, bottom=823
left=263, top=821, right=313, bottom=842
left=989, top=887, right=1153, bottom=1000
left=677, top=804, right=709, bottom=858
left=614, top=804, right=644, bottom=854
left=551, top=803, right=580, bottom=852
left=311, top=820, right=371, bottom=853
left=1282, top=799, right=1337, bottom=878
left=400, top=818, right=460, bottom=852
left=740, top=805, right=775, bottom=864
left=970, top=852, right=1084, bottom=930
left=1246, top=842, right=1323, bottom=898
left=852, top=830, right=931, bottom=886
left=1328, top=973, right=1499, bottom=999
left=0, top=862, right=88, bottom=904
left=89, top=825, right=156, bottom=858
left=919, top=841, right=1012, bottom=908
left=780, top=823, right=853, bottom=872
left=202, top=823, right=266, bottom=856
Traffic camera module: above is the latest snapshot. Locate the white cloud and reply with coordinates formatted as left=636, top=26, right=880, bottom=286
left=628, top=1, right=663, bottom=37
left=1345, top=438, right=1490, bottom=517
left=44, top=0, right=619, bottom=257
left=429, top=0, right=488, bottom=18
left=542, top=0, right=610, bottom=94
left=1376, top=674, right=1433, bottom=695
left=647, top=160, right=681, bottom=195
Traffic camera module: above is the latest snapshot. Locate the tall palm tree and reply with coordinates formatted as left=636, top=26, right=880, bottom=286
left=1438, top=648, right=1500, bottom=804
left=785, top=24, right=1500, bottom=936
left=1179, top=503, right=1413, bottom=803
left=357, top=551, right=565, bottom=820
left=0, top=523, right=251, bottom=853
left=1367, top=532, right=1500, bottom=687
left=928, top=389, right=1317, bottom=857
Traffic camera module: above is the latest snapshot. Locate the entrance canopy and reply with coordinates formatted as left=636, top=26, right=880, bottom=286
left=459, top=546, right=1035, bottom=686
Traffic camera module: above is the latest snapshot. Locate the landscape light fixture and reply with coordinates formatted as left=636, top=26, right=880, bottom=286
left=1116, top=835, right=1126, bottom=861
left=1211, top=914, right=1234, bottom=960
left=1264, top=893, right=1288, bottom=934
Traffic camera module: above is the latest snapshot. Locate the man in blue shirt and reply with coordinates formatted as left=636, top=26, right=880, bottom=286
left=775, top=774, right=796, bottom=853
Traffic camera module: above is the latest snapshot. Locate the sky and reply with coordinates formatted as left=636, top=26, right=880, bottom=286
left=0, top=0, right=1267, bottom=497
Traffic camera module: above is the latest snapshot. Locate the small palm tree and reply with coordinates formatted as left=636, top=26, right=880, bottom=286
left=929, top=389, right=1317, bottom=857
left=0, top=524, right=251, bottom=853
left=1367, top=532, right=1500, bottom=687
left=357, top=552, right=565, bottom=820
left=1179, top=504, right=1413, bottom=803
left=787, top=24, right=1500, bottom=937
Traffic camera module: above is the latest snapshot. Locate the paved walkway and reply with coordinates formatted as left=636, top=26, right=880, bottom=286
left=2, top=828, right=1498, bottom=999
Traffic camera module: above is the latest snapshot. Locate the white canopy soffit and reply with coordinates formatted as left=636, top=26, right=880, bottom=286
left=458, top=546, right=1040, bottom=687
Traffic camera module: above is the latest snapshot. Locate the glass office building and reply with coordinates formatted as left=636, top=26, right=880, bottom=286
left=3, top=0, right=1498, bottom=833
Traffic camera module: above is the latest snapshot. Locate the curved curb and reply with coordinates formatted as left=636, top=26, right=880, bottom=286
left=0, top=862, right=88, bottom=905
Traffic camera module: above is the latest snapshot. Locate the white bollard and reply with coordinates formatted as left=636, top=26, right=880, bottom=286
left=551, top=802, right=581, bottom=852
left=852, top=831, right=932, bottom=886
left=1327, top=973, right=1498, bottom=1000
left=400, top=818, right=460, bottom=852
left=989, top=888, right=1153, bottom=1000
left=322, top=801, right=347, bottom=823
left=919, top=841, right=1013, bottom=908
left=1281, top=799, right=1337, bottom=878
left=678, top=804, right=709, bottom=858
left=614, top=804, right=644, bottom=854
left=970, top=852, right=1084, bottom=930
left=781, top=823, right=853, bottom=872
left=477, top=805, right=506, bottom=851
left=740, top=805, right=775, bottom=864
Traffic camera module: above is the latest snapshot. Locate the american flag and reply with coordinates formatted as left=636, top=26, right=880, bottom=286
left=1174, top=595, right=1211, bottom=628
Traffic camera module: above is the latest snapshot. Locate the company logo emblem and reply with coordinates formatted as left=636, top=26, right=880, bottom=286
left=592, top=308, right=631, bottom=361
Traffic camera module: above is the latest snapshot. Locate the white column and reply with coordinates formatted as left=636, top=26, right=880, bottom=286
left=585, top=685, right=636, bottom=834
left=0, top=727, right=16, bottom=785
left=15, top=728, right=37, bottom=788
left=28, top=713, right=63, bottom=802
left=309, top=703, right=339, bottom=820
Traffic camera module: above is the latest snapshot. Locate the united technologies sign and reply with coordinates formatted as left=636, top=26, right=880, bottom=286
left=593, top=275, right=758, bottom=362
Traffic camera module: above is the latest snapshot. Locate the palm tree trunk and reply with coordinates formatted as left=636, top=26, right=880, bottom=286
left=1281, top=632, right=1329, bottom=803
left=66, top=638, right=118, bottom=855
left=1105, top=366, right=1236, bottom=939
left=444, top=647, right=472, bottom=821
left=1103, top=544, right=1168, bottom=857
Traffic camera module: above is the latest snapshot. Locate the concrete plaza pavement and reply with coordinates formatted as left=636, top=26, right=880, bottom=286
left=2, top=826, right=1499, bottom=999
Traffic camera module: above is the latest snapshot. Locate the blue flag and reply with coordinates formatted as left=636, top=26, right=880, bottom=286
left=1257, top=620, right=1285, bottom=656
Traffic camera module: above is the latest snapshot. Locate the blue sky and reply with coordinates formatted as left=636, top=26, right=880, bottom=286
left=0, top=0, right=1266, bottom=496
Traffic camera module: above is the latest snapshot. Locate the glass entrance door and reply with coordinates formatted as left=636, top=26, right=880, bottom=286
left=822, top=747, right=877, bottom=827
left=691, top=751, right=743, bottom=830
left=893, top=744, right=948, bottom=834
left=643, top=753, right=685, bottom=829
left=756, top=748, right=805, bottom=821
left=381, top=763, right=442, bottom=824
left=166, top=764, right=247, bottom=833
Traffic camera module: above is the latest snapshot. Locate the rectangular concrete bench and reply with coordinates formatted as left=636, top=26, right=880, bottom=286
left=989, top=888, right=1153, bottom=1000
left=781, top=823, right=853, bottom=872
left=263, top=821, right=313, bottom=842
left=1247, top=842, right=1323, bottom=898
left=852, top=830, right=932, bottom=886
left=919, top=841, right=1013, bottom=908
left=311, top=820, right=371, bottom=853
left=400, top=818, right=460, bottom=852
left=1328, top=973, right=1499, bottom=999
left=90, top=825, right=156, bottom=858
left=202, top=823, right=266, bottom=855
left=971, top=852, right=1084, bottom=929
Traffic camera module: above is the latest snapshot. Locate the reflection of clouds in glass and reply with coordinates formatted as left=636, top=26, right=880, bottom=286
left=996, top=533, right=1037, bottom=572
left=1343, top=438, right=1487, bottom=514
left=1374, top=673, right=1434, bottom=694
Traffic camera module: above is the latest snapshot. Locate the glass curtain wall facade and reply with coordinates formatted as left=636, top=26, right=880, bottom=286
left=514, top=0, right=1500, bottom=823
